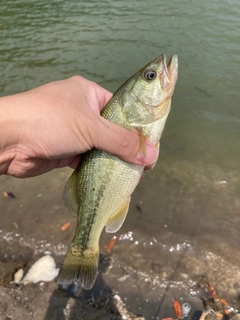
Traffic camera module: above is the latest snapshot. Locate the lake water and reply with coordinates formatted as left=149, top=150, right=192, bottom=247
left=0, top=0, right=240, bottom=319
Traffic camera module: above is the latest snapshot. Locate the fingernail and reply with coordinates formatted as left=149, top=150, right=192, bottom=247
left=136, top=142, right=158, bottom=166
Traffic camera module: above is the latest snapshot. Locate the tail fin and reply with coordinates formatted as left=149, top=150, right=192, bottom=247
left=57, top=245, right=99, bottom=290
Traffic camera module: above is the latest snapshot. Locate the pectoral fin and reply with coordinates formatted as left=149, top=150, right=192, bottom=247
left=149, top=141, right=160, bottom=170
left=62, top=170, right=79, bottom=215
left=105, top=198, right=130, bottom=233
left=137, top=128, right=147, bottom=158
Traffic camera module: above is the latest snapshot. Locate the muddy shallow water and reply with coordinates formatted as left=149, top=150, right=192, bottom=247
left=1, top=165, right=240, bottom=319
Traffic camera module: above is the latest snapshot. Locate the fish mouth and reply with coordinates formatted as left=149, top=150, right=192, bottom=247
left=160, top=54, right=178, bottom=85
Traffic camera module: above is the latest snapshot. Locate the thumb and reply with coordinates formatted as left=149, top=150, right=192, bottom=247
left=94, top=117, right=158, bottom=166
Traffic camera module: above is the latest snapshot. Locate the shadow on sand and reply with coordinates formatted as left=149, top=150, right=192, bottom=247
left=43, top=254, right=113, bottom=320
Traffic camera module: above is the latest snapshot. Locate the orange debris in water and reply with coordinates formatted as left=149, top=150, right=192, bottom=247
left=215, top=312, right=223, bottom=319
left=208, top=283, right=218, bottom=299
left=219, top=298, right=228, bottom=307
left=173, top=298, right=183, bottom=319
left=105, top=236, right=118, bottom=252
left=61, top=222, right=71, bottom=231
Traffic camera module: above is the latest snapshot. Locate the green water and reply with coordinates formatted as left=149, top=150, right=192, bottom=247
left=1, top=0, right=239, bottom=171
left=0, top=1, right=240, bottom=318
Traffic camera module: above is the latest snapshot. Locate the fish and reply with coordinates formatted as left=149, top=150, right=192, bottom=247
left=57, top=54, right=178, bottom=289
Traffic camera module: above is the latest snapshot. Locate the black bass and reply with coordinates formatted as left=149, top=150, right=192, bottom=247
left=57, top=54, right=178, bottom=289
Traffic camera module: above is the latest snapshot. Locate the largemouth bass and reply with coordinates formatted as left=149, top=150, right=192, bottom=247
left=57, top=54, right=178, bottom=289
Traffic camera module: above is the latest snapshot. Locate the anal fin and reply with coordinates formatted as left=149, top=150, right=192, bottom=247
left=105, top=198, right=130, bottom=233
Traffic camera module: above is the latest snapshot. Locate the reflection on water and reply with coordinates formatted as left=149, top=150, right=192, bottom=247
left=0, top=0, right=239, bottom=318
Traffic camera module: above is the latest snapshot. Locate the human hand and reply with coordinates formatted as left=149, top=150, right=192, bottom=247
left=0, top=76, right=158, bottom=178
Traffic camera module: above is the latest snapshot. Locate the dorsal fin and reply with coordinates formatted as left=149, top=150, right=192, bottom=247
left=62, top=170, right=79, bottom=215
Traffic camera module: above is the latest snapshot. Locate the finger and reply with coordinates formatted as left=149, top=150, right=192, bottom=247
left=144, top=142, right=160, bottom=170
left=94, top=83, right=113, bottom=111
left=94, top=117, right=158, bottom=166
left=56, top=155, right=82, bottom=169
left=68, top=155, right=82, bottom=169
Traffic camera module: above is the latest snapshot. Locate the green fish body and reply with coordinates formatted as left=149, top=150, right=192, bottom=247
left=57, top=54, right=178, bottom=289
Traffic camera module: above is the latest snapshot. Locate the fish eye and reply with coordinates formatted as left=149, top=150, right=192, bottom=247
left=144, top=69, right=156, bottom=81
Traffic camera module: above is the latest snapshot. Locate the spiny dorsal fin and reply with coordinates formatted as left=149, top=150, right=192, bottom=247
left=105, top=198, right=130, bottom=233
left=62, top=170, right=79, bottom=215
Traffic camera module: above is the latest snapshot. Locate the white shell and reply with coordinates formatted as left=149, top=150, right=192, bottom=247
left=11, top=268, right=24, bottom=284
left=22, top=255, right=59, bottom=283
left=182, top=302, right=191, bottom=317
